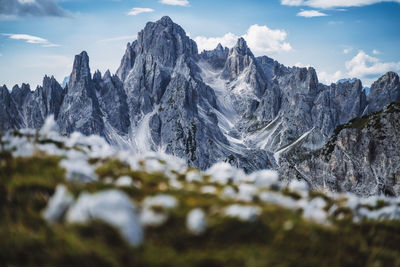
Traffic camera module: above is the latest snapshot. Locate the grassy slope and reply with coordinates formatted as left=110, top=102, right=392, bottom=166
left=0, top=148, right=400, bottom=267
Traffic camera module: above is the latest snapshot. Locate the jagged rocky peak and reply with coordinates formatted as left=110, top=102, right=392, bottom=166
left=287, top=66, right=319, bottom=94
left=0, top=85, right=24, bottom=131
left=256, top=56, right=286, bottom=81
left=233, top=37, right=251, bottom=55
left=367, top=71, right=400, bottom=114
left=0, top=85, right=9, bottom=102
left=331, top=77, right=364, bottom=98
left=216, top=43, right=224, bottom=51
left=11, top=83, right=31, bottom=106
left=332, top=78, right=367, bottom=125
left=336, top=78, right=358, bottom=84
left=93, top=70, right=102, bottom=82
left=42, top=75, right=63, bottom=94
left=221, top=37, right=256, bottom=80
left=118, top=16, right=205, bottom=125
left=95, top=67, right=130, bottom=136
left=135, top=16, right=198, bottom=66
left=103, top=69, right=112, bottom=80
left=69, top=51, right=91, bottom=88
left=2, top=16, right=400, bottom=185
left=373, top=71, right=399, bottom=88
left=200, top=43, right=229, bottom=69
left=0, top=85, right=10, bottom=101
left=57, top=51, right=105, bottom=136
left=41, top=75, right=64, bottom=119
left=297, top=67, right=318, bottom=85
left=116, top=41, right=137, bottom=81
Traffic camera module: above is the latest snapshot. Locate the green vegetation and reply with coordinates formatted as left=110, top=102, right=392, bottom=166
left=1, top=133, right=400, bottom=267
left=321, top=102, right=400, bottom=158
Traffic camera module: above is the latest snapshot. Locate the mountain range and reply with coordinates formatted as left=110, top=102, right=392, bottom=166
left=1, top=16, right=399, bottom=196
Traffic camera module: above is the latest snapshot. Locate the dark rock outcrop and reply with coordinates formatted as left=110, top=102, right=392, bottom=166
left=57, top=51, right=105, bottom=136
left=0, top=85, right=24, bottom=132
left=365, top=71, right=400, bottom=114
left=280, top=102, right=400, bottom=197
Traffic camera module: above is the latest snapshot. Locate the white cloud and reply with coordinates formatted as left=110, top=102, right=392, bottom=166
left=343, top=48, right=352, bottom=54
left=3, top=33, right=59, bottom=47
left=345, top=50, right=400, bottom=77
left=295, top=62, right=312, bottom=68
left=18, top=0, right=36, bottom=3
left=282, top=0, right=304, bottom=5
left=4, top=33, right=47, bottom=44
left=243, top=25, right=292, bottom=55
left=43, top=43, right=61, bottom=47
left=372, top=49, right=381, bottom=55
left=1, top=0, right=69, bottom=17
left=194, top=33, right=238, bottom=52
left=318, top=70, right=344, bottom=84
left=98, top=35, right=137, bottom=43
left=282, top=0, right=400, bottom=8
left=316, top=50, right=400, bottom=86
left=159, top=0, right=189, bottom=6
left=194, top=24, right=292, bottom=55
left=127, top=7, right=154, bottom=16
left=297, top=10, right=328, bottom=17
left=328, top=20, right=344, bottom=25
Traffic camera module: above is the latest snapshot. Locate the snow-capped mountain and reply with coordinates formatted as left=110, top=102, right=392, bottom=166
left=1, top=16, right=400, bottom=195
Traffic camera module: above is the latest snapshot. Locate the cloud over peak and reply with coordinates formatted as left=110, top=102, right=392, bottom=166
left=346, top=50, right=400, bottom=78
left=318, top=50, right=400, bottom=86
left=127, top=8, right=154, bottom=16
left=0, top=0, right=70, bottom=17
left=159, top=0, right=189, bottom=6
left=194, top=24, right=292, bottom=55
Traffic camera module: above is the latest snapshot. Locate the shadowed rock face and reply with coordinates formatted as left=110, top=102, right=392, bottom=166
left=279, top=102, right=400, bottom=197
left=94, top=70, right=130, bottom=136
left=0, top=85, right=24, bottom=132
left=116, top=17, right=273, bottom=171
left=42, top=75, right=64, bottom=119
left=366, top=71, right=400, bottom=114
left=1, top=16, right=399, bottom=186
left=57, top=51, right=105, bottom=136
left=7, top=77, right=64, bottom=130
left=116, top=42, right=136, bottom=82
left=200, top=43, right=229, bottom=69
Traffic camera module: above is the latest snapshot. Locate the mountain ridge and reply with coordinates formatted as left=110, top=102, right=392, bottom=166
left=1, top=16, right=399, bottom=195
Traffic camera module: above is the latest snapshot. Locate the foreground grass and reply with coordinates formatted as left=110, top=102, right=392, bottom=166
left=0, top=148, right=399, bottom=267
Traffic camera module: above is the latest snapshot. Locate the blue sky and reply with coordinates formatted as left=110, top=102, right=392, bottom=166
left=1, top=0, right=400, bottom=89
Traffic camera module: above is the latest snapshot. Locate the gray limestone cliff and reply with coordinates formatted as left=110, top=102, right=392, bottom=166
left=57, top=51, right=105, bottom=136
left=1, top=16, right=400, bottom=191
left=0, top=85, right=24, bottom=132
left=279, top=102, right=400, bottom=197
left=365, top=71, right=400, bottom=114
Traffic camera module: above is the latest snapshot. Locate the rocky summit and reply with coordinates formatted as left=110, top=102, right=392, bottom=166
left=1, top=16, right=400, bottom=196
